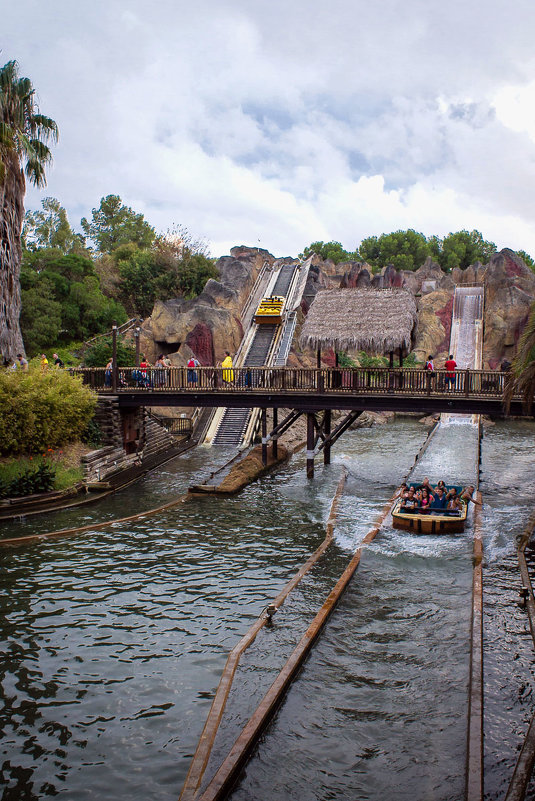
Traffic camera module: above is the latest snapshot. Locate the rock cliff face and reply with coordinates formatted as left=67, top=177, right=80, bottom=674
left=140, top=246, right=272, bottom=365
left=142, top=245, right=535, bottom=370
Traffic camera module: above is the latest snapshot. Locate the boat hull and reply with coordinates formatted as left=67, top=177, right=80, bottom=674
left=392, top=500, right=467, bottom=534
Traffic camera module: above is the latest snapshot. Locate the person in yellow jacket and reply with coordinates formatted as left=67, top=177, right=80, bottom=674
left=222, top=351, right=234, bottom=383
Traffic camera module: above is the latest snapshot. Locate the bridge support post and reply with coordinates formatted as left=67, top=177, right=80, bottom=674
left=306, top=412, right=315, bottom=479
left=135, top=326, right=140, bottom=367
left=261, top=408, right=268, bottom=466
left=323, top=409, right=331, bottom=465
left=272, top=407, right=278, bottom=459
left=112, top=323, right=118, bottom=393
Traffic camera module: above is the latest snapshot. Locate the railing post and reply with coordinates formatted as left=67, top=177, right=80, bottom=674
left=465, top=369, right=470, bottom=398
left=426, top=371, right=432, bottom=396
left=112, top=322, right=118, bottom=393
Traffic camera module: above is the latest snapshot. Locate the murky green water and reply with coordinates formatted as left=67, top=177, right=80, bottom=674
left=1, top=419, right=534, bottom=800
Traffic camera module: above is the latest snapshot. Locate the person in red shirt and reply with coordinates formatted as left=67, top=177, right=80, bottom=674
left=444, top=354, right=457, bottom=389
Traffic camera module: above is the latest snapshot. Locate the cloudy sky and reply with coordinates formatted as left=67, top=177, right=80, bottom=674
left=4, top=0, right=535, bottom=257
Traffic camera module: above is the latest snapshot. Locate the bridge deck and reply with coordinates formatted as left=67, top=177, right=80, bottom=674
left=76, top=366, right=528, bottom=417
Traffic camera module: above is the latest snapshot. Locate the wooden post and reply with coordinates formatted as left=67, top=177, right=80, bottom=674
left=324, top=409, right=331, bottom=465
left=306, top=413, right=315, bottom=479
left=389, top=350, right=394, bottom=368
left=317, top=347, right=321, bottom=368
left=261, top=408, right=268, bottom=466
left=465, top=368, right=471, bottom=397
left=135, top=326, right=140, bottom=367
left=272, top=407, right=278, bottom=460
left=399, top=348, right=403, bottom=368
left=112, top=322, right=118, bottom=392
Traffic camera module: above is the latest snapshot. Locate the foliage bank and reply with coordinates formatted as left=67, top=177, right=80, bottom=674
left=301, top=230, right=534, bottom=273
left=0, top=368, right=96, bottom=456
left=0, top=453, right=84, bottom=499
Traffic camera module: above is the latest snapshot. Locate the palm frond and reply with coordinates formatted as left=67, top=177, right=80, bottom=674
left=31, top=115, right=59, bottom=142
left=24, top=157, right=47, bottom=187
left=0, top=59, right=57, bottom=186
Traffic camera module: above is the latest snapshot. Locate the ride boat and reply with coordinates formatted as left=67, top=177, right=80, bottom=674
left=254, top=295, right=285, bottom=325
left=391, top=484, right=468, bottom=534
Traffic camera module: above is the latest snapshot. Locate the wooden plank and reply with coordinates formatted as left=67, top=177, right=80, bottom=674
left=466, top=490, right=484, bottom=801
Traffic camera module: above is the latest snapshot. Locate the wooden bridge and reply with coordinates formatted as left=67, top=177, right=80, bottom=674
left=78, top=365, right=521, bottom=417
left=74, top=364, right=529, bottom=479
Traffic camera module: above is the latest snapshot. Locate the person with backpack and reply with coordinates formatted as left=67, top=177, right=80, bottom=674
left=187, top=356, right=200, bottom=385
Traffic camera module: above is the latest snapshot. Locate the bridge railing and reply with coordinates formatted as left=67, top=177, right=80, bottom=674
left=72, top=366, right=512, bottom=398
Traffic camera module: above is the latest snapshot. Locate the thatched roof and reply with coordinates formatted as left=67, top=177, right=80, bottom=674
left=299, top=288, right=418, bottom=353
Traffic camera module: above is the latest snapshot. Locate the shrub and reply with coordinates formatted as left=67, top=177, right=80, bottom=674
left=0, top=458, right=56, bottom=499
left=83, top=337, right=136, bottom=367
left=0, top=368, right=96, bottom=456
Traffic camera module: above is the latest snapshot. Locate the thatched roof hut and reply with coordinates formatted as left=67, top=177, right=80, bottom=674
left=299, top=288, right=418, bottom=354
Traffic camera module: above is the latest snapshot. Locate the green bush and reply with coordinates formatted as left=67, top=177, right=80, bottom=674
left=0, top=368, right=96, bottom=456
left=0, top=460, right=56, bottom=498
left=83, top=337, right=136, bottom=367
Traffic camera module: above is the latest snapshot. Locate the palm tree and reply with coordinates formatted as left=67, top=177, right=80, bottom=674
left=0, top=60, right=58, bottom=361
left=504, top=301, right=535, bottom=414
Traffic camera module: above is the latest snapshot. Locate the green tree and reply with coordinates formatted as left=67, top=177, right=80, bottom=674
left=300, top=241, right=360, bottom=264
left=517, top=250, right=535, bottom=272
left=438, top=230, right=496, bottom=271
left=20, top=249, right=127, bottom=351
left=22, top=197, right=86, bottom=253
left=19, top=280, right=62, bottom=356
left=0, top=60, right=58, bottom=361
left=83, top=337, right=136, bottom=367
left=113, top=235, right=217, bottom=317
left=359, top=229, right=431, bottom=271
left=81, top=194, right=156, bottom=253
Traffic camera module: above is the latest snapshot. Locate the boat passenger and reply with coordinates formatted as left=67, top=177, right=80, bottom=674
left=446, top=490, right=462, bottom=512
left=461, top=485, right=481, bottom=506
left=430, top=487, right=447, bottom=509
left=420, top=487, right=434, bottom=512
left=435, top=480, right=446, bottom=492
left=400, top=487, right=419, bottom=512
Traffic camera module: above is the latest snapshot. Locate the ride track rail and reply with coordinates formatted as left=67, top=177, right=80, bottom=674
left=504, top=511, right=535, bottom=801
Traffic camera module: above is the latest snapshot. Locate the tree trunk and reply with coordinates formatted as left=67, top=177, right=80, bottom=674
left=0, top=152, right=26, bottom=362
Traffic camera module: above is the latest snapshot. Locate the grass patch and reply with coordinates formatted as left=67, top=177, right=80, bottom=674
left=0, top=450, right=84, bottom=499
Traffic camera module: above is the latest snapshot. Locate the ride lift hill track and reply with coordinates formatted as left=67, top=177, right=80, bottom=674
left=204, top=259, right=311, bottom=447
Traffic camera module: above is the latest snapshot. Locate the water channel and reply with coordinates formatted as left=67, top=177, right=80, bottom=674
left=1, top=418, right=535, bottom=800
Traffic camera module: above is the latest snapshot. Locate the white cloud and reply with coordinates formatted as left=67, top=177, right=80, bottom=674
left=3, top=0, right=535, bottom=257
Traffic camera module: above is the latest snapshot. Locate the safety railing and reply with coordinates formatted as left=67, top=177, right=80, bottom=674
left=72, top=366, right=514, bottom=399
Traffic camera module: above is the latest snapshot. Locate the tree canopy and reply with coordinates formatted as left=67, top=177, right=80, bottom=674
left=0, top=60, right=58, bottom=361
left=22, top=197, right=86, bottom=253
left=112, top=235, right=217, bottom=317
left=81, top=194, right=156, bottom=253
left=299, top=241, right=360, bottom=264
left=301, top=229, right=523, bottom=273
left=20, top=249, right=127, bottom=355
left=359, top=229, right=430, bottom=272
